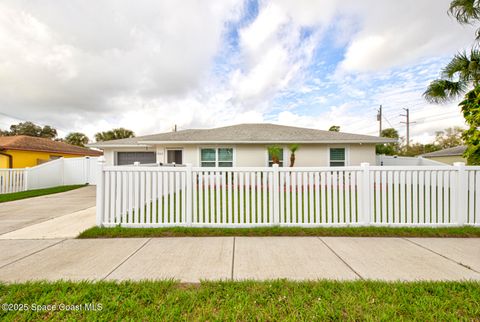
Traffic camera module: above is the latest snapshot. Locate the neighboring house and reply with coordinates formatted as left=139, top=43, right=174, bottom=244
left=89, top=123, right=394, bottom=167
left=421, top=145, right=467, bottom=165
left=0, top=135, right=103, bottom=168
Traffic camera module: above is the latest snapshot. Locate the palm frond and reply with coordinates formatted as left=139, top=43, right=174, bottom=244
left=449, top=0, right=480, bottom=24
left=441, top=51, right=470, bottom=80
left=423, top=79, right=467, bottom=104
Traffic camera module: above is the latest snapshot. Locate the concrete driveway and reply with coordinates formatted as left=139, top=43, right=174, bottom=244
left=0, top=186, right=96, bottom=238
left=0, top=237, right=479, bottom=283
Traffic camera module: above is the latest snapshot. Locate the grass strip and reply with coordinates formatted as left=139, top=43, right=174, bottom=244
left=1, top=280, right=479, bottom=321
left=0, top=185, right=87, bottom=203
left=78, top=226, right=480, bottom=238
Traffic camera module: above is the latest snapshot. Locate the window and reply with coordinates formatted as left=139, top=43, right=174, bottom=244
left=329, top=148, right=346, bottom=166
left=268, top=148, right=284, bottom=167
left=167, top=150, right=183, bottom=164
left=200, top=148, right=233, bottom=167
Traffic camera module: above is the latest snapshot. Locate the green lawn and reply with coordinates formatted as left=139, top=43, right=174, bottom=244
left=0, top=280, right=479, bottom=320
left=0, top=185, right=87, bottom=203
left=78, top=226, right=480, bottom=238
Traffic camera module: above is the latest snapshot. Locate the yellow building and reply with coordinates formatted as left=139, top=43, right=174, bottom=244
left=421, top=146, right=467, bottom=165
left=0, top=135, right=102, bottom=168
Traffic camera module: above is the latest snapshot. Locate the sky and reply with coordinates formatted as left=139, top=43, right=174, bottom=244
left=0, top=0, right=476, bottom=143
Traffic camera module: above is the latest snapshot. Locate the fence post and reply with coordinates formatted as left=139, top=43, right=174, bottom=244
left=24, top=167, right=30, bottom=191
left=185, top=163, right=193, bottom=226
left=96, top=157, right=106, bottom=227
left=454, top=162, right=467, bottom=225
left=272, top=164, right=280, bottom=225
left=360, top=162, right=371, bottom=225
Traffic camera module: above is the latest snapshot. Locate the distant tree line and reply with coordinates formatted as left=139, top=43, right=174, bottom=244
left=0, top=121, right=135, bottom=147
left=375, top=126, right=465, bottom=157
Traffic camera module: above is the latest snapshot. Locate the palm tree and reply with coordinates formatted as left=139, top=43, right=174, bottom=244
left=288, top=144, right=299, bottom=167
left=449, top=0, right=480, bottom=27
left=423, top=49, right=480, bottom=103
left=267, top=145, right=282, bottom=165
left=95, top=128, right=135, bottom=142
left=65, top=132, right=89, bottom=147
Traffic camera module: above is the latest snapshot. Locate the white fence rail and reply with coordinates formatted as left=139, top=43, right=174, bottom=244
left=97, top=162, right=480, bottom=227
left=0, top=157, right=99, bottom=194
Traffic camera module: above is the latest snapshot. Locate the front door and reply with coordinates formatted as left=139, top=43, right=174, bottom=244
left=167, top=149, right=183, bottom=164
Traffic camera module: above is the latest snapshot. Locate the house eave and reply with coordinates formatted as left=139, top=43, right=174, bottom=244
left=86, top=144, right=152, bottom=149
left=137, top=140, right=395, bottom=144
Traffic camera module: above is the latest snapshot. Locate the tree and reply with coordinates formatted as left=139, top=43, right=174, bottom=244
left=65, top=132, right=89, bottom=147
left=267, top=145, right=282, bottom=165
left=423, top=49, right=480, bottom=103
left=328, top=125, right=340, bottom=132
left=449, top=0, right=480, bottom=39
left=6, top=121, right=57, bottom=139
left=288, top=144, right=299, bottom=167
left=434, top=127, right=465, bottom=149
left=400, top=143, right=440, bottom=157
left=95, top=128, right=135, bottom=142
left=423, top=0, right=480, bottom=164
left=375, top=128, right=400, bottom=155
left=459, top=85, right=480, bottom=164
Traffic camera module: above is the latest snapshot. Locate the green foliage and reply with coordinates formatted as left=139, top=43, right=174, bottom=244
left=65, top=132, right=89, bottom=147
left=375, top=128, right=400, bottom=155
left=423, top=1, right=480, bottom=162
left=1, top=121, right=58, bottom=139
left=328, top=125, right=340, bottom=132
left=434, top=127, right=465, bottom=148
left=423, top=50, right=480, bottom=104
left=400, top=143, right=441, bottom=157
left=288, top=144, right=299, bottom=167
left=459, top=85, right=480, bottom=164
left=267, top=145, right=282, bottom=165
left=449, top=0, right=480, bottom=25
left=95, top=128, right=135, bottom=142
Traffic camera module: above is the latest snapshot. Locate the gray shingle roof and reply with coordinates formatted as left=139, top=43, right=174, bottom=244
left=421, top=145, right=466, bottom=157
left=89, top=123, right=395, bottom=147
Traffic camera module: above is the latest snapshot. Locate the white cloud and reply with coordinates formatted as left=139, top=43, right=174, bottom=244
left=0, top=0, right=474, bottom=145
left=337, top=0, right=476, bottom=72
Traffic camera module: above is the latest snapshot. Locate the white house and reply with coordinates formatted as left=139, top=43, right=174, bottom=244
left=89, top=123, right=395, bottom=167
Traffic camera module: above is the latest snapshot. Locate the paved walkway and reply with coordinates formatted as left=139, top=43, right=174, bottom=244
left=0, top=237, right=479, bottom=283
left=0, top=186, right=96, bottom=238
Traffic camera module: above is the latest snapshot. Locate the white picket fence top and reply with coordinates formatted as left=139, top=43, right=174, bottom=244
left=96, top=162, right=480, bottom=228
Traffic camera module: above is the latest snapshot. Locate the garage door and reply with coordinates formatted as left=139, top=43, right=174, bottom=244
left=116, top=152, right=156, bottom=165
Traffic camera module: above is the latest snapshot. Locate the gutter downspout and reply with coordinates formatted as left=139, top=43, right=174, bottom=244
left=0, top=150, right=13, bottom=168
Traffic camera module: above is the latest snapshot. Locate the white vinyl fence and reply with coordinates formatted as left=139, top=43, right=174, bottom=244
left=376, top=155, right=447, bottom=166
left=0, top=157, right=99, bottom=194
left=96, top=162, right=480, bottom=227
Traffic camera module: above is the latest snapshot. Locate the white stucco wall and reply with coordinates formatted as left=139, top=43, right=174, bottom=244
left=101, top=143, right=377, bottom=166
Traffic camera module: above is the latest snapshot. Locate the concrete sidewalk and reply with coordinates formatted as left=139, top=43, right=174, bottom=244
left=0, top=186, right=96, bottom=235
left=0, top=207, right=95, bottom=240
left=0, top=237, right=479, bottom=283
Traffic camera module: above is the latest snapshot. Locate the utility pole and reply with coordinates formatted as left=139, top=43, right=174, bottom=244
left=376, top=105, right=382, bottom=136
left=400, top=108, right=415, bottom=149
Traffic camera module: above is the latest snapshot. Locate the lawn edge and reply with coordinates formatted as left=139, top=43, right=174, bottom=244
left=77, top=226, right=480, bottom=238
